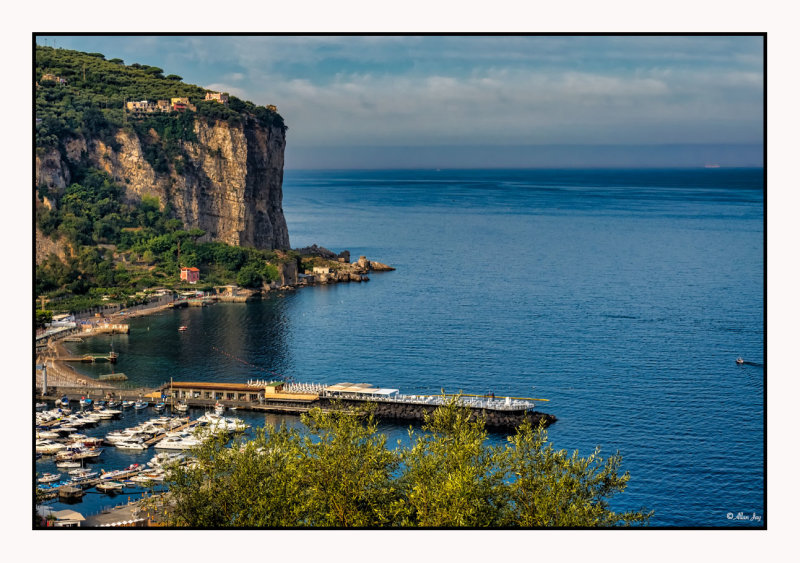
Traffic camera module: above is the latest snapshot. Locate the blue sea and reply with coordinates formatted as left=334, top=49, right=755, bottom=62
left=51, top=168, right=764, bottom=527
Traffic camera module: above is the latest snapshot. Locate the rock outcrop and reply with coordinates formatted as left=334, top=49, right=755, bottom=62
left=35, top=115, right=290, bottom=252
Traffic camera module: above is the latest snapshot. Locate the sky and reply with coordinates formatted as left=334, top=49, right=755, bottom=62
left=35, top=35, right=763, bottom=169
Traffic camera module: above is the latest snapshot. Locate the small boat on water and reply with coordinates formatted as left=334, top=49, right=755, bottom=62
left=115, top=440, right=149, bottom=451
left=107, top=400, right=121, bottom=408
left=153, top=402, right=166, bottom=413
left=36, top=402, right=47, bottom=411
left=79, top=397, right=93, bottom=410
left=96, top=481, right=124, bottom=493
left=38, top=473, right=61, bottom=484
left=133, top=400, right=148, bottom=410
left=178, top=325, right=188, bottom=332
left=36, top=440, right=67, bottom=455
left=59, top=396, right=70, bottom=408
left=214, top=402, right=225, bottom=416
left=121, top=400, right=135, bottom=409
left=736, top=357, right=744, bottom=365
left=56, top=460, right=83, bottom=469
left=100, top=463, right=142, bottom=480
left=68, top=468, right=97, bottom=478
left=174, top=402, right=189, bottom=414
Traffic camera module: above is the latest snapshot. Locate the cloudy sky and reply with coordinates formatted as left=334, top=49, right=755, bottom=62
left=36, top=35, right=764, bottom=168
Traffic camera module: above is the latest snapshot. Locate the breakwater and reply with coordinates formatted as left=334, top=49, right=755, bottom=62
left=38, top=380, right=556, bottom=431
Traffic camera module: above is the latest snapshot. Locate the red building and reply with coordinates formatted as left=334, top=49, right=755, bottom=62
left=180, top=267, right=200, bottom=284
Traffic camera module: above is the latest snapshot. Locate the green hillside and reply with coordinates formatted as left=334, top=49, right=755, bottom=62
left=36, top=45, right=284, bottom=150
left=35, top=47, right=292, bottom=320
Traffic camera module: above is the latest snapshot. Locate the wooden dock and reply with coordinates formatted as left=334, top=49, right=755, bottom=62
left=58, top=352, right=119, bottom=363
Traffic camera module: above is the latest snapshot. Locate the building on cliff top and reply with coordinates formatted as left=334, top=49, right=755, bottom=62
left=205, top=91, right=229, bottom=104
left=171, top=97, right=197, bottom=112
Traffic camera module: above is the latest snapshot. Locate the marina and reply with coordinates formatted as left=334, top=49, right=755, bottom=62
left=35, top=377, right=553, bottom=522
left=35, top=403, right=253, bottom=513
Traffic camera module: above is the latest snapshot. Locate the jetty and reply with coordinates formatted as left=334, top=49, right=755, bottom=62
left=58, top=352, right=119, bottom=364
left=157, top=380, right=556, bottom=430
left=36, top=380, right=556, bottom=430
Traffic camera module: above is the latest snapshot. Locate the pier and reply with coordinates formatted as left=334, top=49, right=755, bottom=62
left=58, top=352, right=119, bottom=363
left=158, top=380, right=556, bottom=430
left=37, top=380, right=556, bottom=431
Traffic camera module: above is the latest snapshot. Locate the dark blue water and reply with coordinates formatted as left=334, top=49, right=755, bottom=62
left=58, top=168, right=764, bottom=527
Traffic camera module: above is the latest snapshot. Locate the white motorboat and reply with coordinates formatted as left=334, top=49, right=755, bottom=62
left=36, top=440, right=67, bottom=454
left=154, top=432, right=204, bottom=450
left=133, top=400, right=148, bottom=410
left=56, top=460, right=82, bottom=468
left=147, top=452, right=185, bottom=468
left=38, top=472, right=61, bottom=484
left=68, top=468, right=98, bottom=478
left=115, top=439, right=149, bottom=451
left=174, top=402, right=189, bottom=414
left=214, top=402, right=225, bottom=415
left=121, top=400, right=134, bottom=409
left=96, top=481, right=124, bottom=493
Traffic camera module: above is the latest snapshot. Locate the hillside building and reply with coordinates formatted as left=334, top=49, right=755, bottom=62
left=180, top=267, right=200, bottom=284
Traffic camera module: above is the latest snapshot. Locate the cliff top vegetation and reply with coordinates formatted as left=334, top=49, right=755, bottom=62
left=35, top=45, right=285, bottom=150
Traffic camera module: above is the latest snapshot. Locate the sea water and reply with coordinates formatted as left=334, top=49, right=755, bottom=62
left=54, top=168, right=764, bottom=527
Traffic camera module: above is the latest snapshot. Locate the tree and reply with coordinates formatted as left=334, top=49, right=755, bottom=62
left=157, top=399, right=651, bottom=528
left=236, top=264, right=264, bottom=288
left=501, top=419, right=652, bottom=527
left=299, top=408, right=400, bottom=526
left=396, top=400, right=508, bottom=527
left=35, top=310, right=53, bottom=328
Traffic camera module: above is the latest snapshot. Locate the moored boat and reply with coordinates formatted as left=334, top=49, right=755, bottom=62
left=36, top=439, right=67, bottom=454
left=96, top=481, right=124, bottom=493
left=115, top=439, right=149, bottom=451
left=38, top=472, right=61, bottom=484
left=133, top=400, right=148, bottom=410
left=56, top=460, right=82, bottom=469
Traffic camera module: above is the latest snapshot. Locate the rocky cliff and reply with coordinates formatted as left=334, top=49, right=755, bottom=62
left=35, top=115, right=290, bottom=251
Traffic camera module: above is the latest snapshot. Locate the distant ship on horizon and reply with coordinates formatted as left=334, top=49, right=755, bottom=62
left=704, top=164, right=721, bottom=168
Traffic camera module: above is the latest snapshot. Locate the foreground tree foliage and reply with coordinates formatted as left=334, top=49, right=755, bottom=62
left=159, top=400, right=651, bottom=528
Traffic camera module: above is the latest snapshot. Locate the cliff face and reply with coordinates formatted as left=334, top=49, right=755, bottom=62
left=35, top=116, right=290, bottom=251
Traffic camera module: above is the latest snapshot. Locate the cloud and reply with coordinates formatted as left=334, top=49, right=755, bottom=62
left=39, top=35, right=763, bottom=148
left=262, top=65, right=762, bottom=146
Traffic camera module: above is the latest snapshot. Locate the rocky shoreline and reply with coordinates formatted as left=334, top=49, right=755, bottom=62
left=266, top=247, right=395, bottom=293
